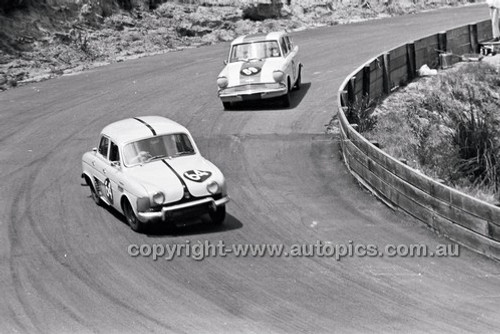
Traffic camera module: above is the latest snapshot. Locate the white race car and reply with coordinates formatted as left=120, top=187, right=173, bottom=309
left=217, top=31, right=303, bottom=109
left=81, top=116, right=229, bottom=232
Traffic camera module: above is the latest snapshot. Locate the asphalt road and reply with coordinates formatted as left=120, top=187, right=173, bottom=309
left=1, top=4, right=499, bottom=334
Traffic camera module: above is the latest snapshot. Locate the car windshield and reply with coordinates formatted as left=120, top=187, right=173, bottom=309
left=122, top=133, right=195, bottom=166
left=229, top=40, right=281, bottom=62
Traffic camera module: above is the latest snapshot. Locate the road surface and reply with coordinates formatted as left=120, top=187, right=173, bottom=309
left=1, top=4, right=499, bottom=333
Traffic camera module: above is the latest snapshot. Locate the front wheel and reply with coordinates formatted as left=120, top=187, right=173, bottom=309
left=281, top=78, right=291, bottom=108
left=294, top=67, right=302, bottom=91
left=123, top=200, right=145, bottom=233
left=209, top=205, right=226, bottom=225
left=281, top=91, right=291, bottom=108
left=222, top=101, right=232, bottom=110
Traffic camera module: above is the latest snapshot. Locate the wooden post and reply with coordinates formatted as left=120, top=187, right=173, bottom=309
left=362, top=64, right=370, bottom=100
left=382, top=53, right=391, bottom=95
left=438, top=31, right=447, bottom=52
left=469, top=23, right=478, bottom=54
left=347, top=76, right=356, bottom=105
left=406, top=42, right=416, bottom=81
left=340, top=90, right=348, bottom=107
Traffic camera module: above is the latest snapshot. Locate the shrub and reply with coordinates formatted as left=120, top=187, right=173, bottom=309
left=345, top=94, right=377, bottom=133
left=365, top=62, right=500, bottom=203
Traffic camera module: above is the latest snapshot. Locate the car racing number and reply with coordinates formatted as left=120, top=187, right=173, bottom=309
left=241, top=66, right=261, bottom=76
left=104, top=178, right=114, bottom=204
left=183, top=170, right=212, bottom=182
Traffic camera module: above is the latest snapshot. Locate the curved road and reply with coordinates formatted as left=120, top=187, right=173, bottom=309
left=1, top=5, right=499, bottom=333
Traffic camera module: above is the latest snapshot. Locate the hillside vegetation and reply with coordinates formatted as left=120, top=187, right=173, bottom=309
left=364, top=61, right=500, bottom=205
left=0, top=0, right=480, bottom=91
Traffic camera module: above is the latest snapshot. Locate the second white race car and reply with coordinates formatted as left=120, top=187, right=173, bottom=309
left=217, top=31, right=303, bottom=109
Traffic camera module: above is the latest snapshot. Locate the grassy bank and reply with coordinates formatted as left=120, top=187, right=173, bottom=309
left=362, top=61, right=500, bottom=205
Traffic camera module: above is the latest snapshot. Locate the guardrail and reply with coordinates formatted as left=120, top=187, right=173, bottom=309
left=336, top=19, right=500, bottom=260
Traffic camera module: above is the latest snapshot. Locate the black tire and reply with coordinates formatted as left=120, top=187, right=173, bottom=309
left=281, top=78, right=291, bottom=108
left=123, top=199, right=145, bottom=233
left=87, top=177, right=102, bottom=206
left=294, top=66, right=302, bottom=91
left=281, top=91, right=291, bottom=108
left=222, top=101, right=232, bottom=110
left=209, top=205, right=226, bottom=225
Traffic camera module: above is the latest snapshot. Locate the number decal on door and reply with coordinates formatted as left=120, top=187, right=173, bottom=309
left=104, top=178, right=114, bottom=204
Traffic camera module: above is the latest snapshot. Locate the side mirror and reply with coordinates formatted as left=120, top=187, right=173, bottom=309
left=92, top=147, right=97, bottom=153
left=223, top=60, right=228, bottom=65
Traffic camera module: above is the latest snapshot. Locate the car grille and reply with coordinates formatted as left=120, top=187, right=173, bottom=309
left=170, top=204, right=210, bottom=219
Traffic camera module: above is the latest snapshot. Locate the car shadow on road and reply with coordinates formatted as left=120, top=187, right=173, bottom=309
left=225, top=82, right=311, bottom=111
left=145, top=213, right=243, bottom=237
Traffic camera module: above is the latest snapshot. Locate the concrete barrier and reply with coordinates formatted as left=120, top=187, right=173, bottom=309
left=337, top=19, right=500, bottom=260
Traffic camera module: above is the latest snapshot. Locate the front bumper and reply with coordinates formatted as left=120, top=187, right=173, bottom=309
left=137, top=195, right=230, bottom=223
left=219, top=83, right=287, bottom=102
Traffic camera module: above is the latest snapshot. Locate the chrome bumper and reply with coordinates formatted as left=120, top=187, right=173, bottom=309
left=219, top=84, right=287, bottom=102
left=137, top=196, right=230, bottom=222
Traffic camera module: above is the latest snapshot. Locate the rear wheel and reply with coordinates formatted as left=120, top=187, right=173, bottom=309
left=222, top=101, right=232, bottom=110
left=209, top=205, right=226, bottom=225
left=123, top=199, right=145, bottom=233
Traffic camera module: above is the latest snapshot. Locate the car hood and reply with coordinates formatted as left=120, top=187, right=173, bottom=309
left=125, top=156, right=224, bottom=203
left=223, top=58, right=284, bottom=87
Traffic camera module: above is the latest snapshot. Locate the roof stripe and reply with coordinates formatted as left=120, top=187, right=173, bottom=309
left=133, top=117, right=156, bottom=136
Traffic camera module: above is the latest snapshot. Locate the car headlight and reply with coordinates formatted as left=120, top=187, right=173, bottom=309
left=206, top=181, right=220, bottom=194
left=152, top=191, right=165, bottom=205
left=217, top=77, right=228, bottom=88
left=273, top=70, right=284, bottom=83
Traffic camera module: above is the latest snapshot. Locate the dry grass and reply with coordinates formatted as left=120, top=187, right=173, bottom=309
left=364, top=61, right=500, bottom=204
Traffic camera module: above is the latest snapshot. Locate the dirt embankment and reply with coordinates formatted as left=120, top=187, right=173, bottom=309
left=363, top=59, right=500, bottom=205
left=0, top=0, right=480, bottom=91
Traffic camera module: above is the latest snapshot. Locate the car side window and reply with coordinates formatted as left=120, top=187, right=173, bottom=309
left=281, top=37, right=289, bottom=56
left=286, top=36, right=293, bottom=51
left=98, top=136, right=109, bottom=158
left=109, top=141, right=120, bottom=162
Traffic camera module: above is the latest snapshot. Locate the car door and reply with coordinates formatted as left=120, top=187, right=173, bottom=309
left=104, top=140, right=125, bottom=211
left=286, top=36, right=299, bottom=83
left=93, top=135, right=113, bottom=205
left=280, top=36, right=294, bottom=86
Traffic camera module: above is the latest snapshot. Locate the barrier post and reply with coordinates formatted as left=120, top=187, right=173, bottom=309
left=340, top=90, right=348, bottom=107
left=469, top=23, right=478, bottom=53
left=406, top=42, right=416, bottom=81
left=438, top=31, right=447, bottom=52
left=382, top=53, right=391, bottom=94
left=362, top=64, right=370, bottom=100
left=347, top=76, right=356, bottom=105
